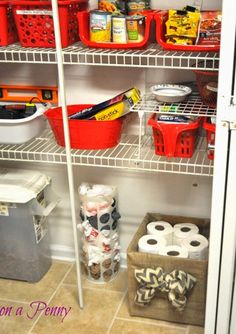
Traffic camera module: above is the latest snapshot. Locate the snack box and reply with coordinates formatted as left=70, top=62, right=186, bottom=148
left=69, top=87, right=140, bottom=120
left=155, top=11, right=220, bottom=52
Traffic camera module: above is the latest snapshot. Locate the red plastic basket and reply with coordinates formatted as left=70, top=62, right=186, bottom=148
left=77, top=11, right=152, bottom=49
left=203, top=117, right=215, bottom=160
left=148, top=114, right=202, bottom=158
left=45, top=104, right=123, bottom=150
left=0, top=1, right=18, bottom=46
left=11, top=0, right=88, bottom=48
left=155, top=11, right=220, bottom=52
left=193, top=68, right=218, bottom=108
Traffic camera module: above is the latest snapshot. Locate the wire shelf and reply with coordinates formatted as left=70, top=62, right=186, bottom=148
left=0, top=129, right=213, bottom=176
left=0, top=42, right=219, bottom=69
left=131, top=93, right=217, bottom=117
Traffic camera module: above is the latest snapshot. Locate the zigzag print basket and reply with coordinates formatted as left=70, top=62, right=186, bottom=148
left=127, top=212, right=209, bottom=326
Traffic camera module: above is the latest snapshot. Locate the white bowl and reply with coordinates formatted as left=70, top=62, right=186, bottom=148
left=150, top=84, right=192, bottom=103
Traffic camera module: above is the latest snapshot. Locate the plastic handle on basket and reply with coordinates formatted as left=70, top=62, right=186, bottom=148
left=30, top=186, right=60, bottom=216
left=36, top=103, right=52, bottom=116
left=157, top=123, right=180, bottom=158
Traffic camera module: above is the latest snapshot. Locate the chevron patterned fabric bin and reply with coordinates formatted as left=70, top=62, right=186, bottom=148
left=127, top=213, right=209, bottom=326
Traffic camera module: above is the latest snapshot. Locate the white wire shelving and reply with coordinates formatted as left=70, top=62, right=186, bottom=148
left=0, top=42, right=219, bottom=69
left=0, top=129, right=213, bottom=176
left=0, top=43, right=216, bottom=177
left=131, top=92, right=217, bottom=117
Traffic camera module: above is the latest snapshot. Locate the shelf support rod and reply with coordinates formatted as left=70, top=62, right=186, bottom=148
left=51, top=0, right=84, bottom=308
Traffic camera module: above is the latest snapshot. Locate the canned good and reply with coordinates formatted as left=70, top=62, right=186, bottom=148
left=90, top=10, right=112, bottom=43
left=126, top=15, right=145, bottom=43
left=112, top=16, right=127, bottom=43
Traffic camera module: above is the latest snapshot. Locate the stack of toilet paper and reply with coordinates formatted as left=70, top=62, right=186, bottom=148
left=138, top=220, right=208, bottom=260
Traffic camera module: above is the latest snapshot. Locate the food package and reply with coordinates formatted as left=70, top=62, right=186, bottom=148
left=69, top=87, right=140, bottom=120
left=98, top=0, right=126, bottom=15
left=197, top=11, right=221, bottom=46
left=157, top=115, right=195, bottom=124
left=166, top=36, right=194, bottom=45
left=126, top=0, right=151, bottom=15
left=166, top=8, right=200, bottom=39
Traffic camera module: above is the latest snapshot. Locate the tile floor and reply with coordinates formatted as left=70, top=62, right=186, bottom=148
left=0, top=260, right=204, bottom=334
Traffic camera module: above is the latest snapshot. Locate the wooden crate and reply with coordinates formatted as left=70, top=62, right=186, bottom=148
left=127, top=213, right=210, bottom=326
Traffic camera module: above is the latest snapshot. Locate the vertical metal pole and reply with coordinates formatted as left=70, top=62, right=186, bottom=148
left=51, top=0, right=84, bottom=308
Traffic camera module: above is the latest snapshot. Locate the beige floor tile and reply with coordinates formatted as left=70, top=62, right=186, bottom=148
left=0, top=300, right=40, bottom=334
left=188, top=325, right=204, bottom=334
left=64, top=264, right=127, bottom=293
left=32, top=284, right=124, bottom=334
left=109, top=319, right=187, bottom=334
left=0, top=261, right=71, bottom=303
left=117, top=294, right=188, bottom=330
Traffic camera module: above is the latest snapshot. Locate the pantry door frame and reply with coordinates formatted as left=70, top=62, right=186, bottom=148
left=204, top=0, right=236, bottom=332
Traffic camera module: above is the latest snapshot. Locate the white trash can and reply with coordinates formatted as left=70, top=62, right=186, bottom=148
left=0, top=168, right=59, bottom=282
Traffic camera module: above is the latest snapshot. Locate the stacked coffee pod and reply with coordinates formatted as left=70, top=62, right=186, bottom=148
left=138, top=220, right=209, bottom=260
left=78, top=183, right=121, bottom=283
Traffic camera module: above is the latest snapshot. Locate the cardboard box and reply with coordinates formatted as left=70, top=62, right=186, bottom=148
left=127, top=213, right=209, bottom=326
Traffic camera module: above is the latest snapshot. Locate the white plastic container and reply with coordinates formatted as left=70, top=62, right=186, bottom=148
left=0, top=106, right=47, bottom=144
left=0, top=168, right=59, bottom=282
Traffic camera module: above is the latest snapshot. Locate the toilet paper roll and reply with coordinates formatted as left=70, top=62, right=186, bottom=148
left=138, top=235, right=167, bottom=254
left=147, top=221, right=173, bottom=245
left=159, top=245, right=189, bottom=258
left=173, top=223, right=199, bottom=246
left=182, top=234, right=209, bottom=260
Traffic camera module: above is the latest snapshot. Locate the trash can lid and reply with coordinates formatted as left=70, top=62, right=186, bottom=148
left=0, top=168, right=51, bottom=203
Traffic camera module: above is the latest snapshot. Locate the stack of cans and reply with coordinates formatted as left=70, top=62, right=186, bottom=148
left=89, top=10, right=145, bottom=44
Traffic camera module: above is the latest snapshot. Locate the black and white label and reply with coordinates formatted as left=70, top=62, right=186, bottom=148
left=33, top=216, right=48, bottom=244
left=0, top=202, right=17, bottom=216
left=16, top=10, right=53, bottom=15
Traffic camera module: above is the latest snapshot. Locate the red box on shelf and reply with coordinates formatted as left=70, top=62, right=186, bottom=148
left=148, top=114, right=202, bottom=158
left=203, top=117, right=215, bottom=160
left=45, top=104, right=123, bottom=150
left=77, top=11, right=152, bottom=49
left=154, top=11, right=220, bottom=52
left=11, top=0, right=88, bottom=48
left=0, top=1, right=18, bottom=46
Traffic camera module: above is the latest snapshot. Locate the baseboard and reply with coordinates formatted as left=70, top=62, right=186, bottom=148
left=50, top=244, right=75, bottom=262
left=50, top=244, right=127, bottom=268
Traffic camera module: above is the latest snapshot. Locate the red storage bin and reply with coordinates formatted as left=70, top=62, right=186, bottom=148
left=45, top=104, right=123, bottom=150
left=193, top=68, right=218, bottom=108
left=155, top=11, right=220, bottom=52
left=11, top=0, right=88, bottom=48
left=77, top=11, right=152, bottom=49
left=0, top=1, right=18, bottom=46
left=203, top=117, right=215, bottom=160
left=148, top=114, right=202, bottom=158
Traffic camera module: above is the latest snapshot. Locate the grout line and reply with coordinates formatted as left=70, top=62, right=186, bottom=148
left=28, top=262, right=74, bottom=334
left=0, top=298, right=30, bottom=305
left=62, top=282, right=126, bottom=294
left=115, top=316, right=188, bottom=331
left=106, top=289, right=127, bottom=334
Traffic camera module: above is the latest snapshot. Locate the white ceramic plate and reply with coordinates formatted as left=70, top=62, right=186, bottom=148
left=150, top=84, right=192, bottom=103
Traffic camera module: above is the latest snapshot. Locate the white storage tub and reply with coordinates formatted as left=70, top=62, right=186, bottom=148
left=0, top=106, right=47, bottom=144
